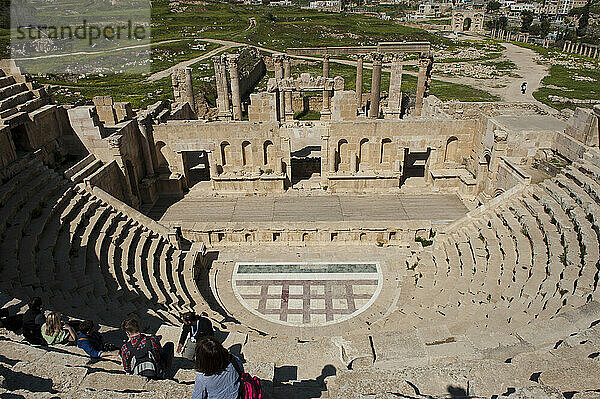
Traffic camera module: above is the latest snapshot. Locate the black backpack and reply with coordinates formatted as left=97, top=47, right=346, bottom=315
left=126, top=337, right=160, bottom=379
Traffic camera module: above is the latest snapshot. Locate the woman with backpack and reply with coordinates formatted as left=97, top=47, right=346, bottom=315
left=190, top=336, right=243, bottom=399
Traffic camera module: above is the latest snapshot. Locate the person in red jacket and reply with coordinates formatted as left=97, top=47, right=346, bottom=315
left=120, top=318, right=173, bottom=379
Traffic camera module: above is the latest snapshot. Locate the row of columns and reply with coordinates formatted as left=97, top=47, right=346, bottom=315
left=214, top=54, right=243, bottom=121
left=562, top=40, right=600, bottom=59
left=359, top=52, right=431, bottom=118
left=272, top=54, right=297, bottom=122
left=270, top=51, right=432, bottom=121
left=490, top=29, right=530, bottom=44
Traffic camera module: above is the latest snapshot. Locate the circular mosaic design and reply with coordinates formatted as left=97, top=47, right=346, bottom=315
left=232, top=262, right=383, bottom=327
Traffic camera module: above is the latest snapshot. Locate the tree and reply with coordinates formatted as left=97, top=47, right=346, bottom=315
left=540, top=18, right=551, bottom=37
left=577, top=0, right=591, bottom=36
left=499, top=16, right=508, bottom=30
left=487, top=0, right=501, bottom=13
left=521, top=10, right=534, bottom=32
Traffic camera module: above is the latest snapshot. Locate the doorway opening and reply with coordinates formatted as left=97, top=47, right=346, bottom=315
left=402, top=148, right=431, bottom=184
left=184, top=151, right=210, bottom=187
left=10, top=124, right=32, bottom=153
left=291, top=146, right=321, bottom=189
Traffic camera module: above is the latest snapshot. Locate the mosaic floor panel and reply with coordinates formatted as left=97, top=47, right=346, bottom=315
left=232, top=262, right=382, bottom=327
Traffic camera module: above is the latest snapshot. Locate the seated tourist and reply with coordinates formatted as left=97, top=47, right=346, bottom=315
left=22, top=297, right=45, bottom=345
left=76, top=320, right=118, bottom=360
left=0, top=308, right=23, bottom=333
left=191, top=336, right=242, bottom=399
left=41, top=312, right=77, bottom=345
left=177, top=311, right=213, bottom=360
left=119, top=318, right=173, bottom=379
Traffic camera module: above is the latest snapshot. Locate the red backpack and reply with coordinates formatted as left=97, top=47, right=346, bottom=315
left=231, top=357, right=263, bottom=399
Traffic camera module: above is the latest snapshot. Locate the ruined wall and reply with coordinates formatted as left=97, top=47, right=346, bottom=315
left=68, top=107, right=150, bottom=206
left=84, top=160, right=127, bottom=203
left=248, top=93, right=279, bottom=122
left=152, top=120, right=290, bottom=192
left=0, top=125, right=16, bottom=168
left=24, top=105, right=69, bottom=151
left=326, top=118, right=477, bottom=169
left=239, top=57, right=266, bottom=99
left=564, top=107, right=599, bottom=148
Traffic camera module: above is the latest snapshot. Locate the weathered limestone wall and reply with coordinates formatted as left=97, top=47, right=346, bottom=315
left=495, top=157, right=531, bottom=194
left=0, top=125, right=16, bottom=168
left=25, top=105, right=69, bottom=151
left=180, top=220, right=432, bottom=248
left=331, top=91, right=358, bottom=121
left=322, top=118, right=477, bottom=192
left=84, top=160, right=127, bottom=203
left=67, top=106, right=150, bottom=207
left=564, top=107, right=599, bottom=147
left=238, top=56, right=266, bottom=99
left=152, top=120, right=291, bottom=193
left=248, top=93, right=279, bottom=122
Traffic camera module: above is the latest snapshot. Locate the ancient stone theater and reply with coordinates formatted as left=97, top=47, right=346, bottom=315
left=1, top=41, right=600, bottom=397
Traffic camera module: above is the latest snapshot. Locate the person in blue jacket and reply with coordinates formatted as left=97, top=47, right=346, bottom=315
left=76, top=320, right=118, bottom=360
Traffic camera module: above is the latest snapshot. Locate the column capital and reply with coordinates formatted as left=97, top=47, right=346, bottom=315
left=391, top=53, right=404, bottom=63
left=226, top=53, right=240, bottom=68
left=371, top=52, right=383, bottom=63
left=356, top=53, right=365, bottom=60
left=323, top=54, right=330, bottom=60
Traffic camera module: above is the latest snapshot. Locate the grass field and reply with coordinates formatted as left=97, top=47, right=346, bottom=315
left=4, top=0, right=501, bottom=107
left=511, top=42, right=600, bottom=110
left=151, top=0, right=450, bottom=49
left=533, top=64, right=600, bottom=110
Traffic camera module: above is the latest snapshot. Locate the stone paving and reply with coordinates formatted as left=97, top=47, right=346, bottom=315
left=150, top=193, right=468, bottom=224
left=232, top=262, right=381, bottom=327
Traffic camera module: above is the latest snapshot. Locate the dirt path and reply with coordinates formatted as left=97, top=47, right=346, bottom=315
left=432, top=42, right=555, bottom=112
left=147, top=43, right=238, bottom=81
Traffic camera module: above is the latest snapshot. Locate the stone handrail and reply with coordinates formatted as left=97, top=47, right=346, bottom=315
left=89, top=185, right=179, bottom=247
left=440, top=183, right=528, bottom=234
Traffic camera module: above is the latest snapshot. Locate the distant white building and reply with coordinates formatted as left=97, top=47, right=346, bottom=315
left=308, top=0, right=341, bottom=10
left=269, top=0, right=292, bottom=5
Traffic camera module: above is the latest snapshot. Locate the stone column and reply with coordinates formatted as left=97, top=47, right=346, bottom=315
left=213, top=56, right=231, bottom=120
left=321, top=80, right=331, bottom=120
left=414, top=53, right=429, bottom=117
left=350, top=151, right=357, bottom=173
left=322, top=55, right=331, bottom=119
left=283, top=55, right=294, bottom=121
left=385, top=54, right=403, bottom=119
left=368, top=52, right=383, bottom=119
left=273, top=54, right=285, bottom=122
left=356, top=54, right=364, bottom=114
left=323, top=54, right=330, bottom=78
left=227, top=54, right=242, bottom=121
left=137, top=117, right=155, bottom=176
left=563, top=41, right=568, bottom=52
left=329, top=148, right=336, bottom=172
left=594, top=48, right=599, bottom=59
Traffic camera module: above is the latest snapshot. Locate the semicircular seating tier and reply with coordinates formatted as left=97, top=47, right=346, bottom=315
left=0, top=154, right=215, bottom=328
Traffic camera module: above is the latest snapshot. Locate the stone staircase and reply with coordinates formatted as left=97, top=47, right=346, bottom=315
left=0, top=69, right=50, bottom=124
left=0, top=154, right=214, bottom=329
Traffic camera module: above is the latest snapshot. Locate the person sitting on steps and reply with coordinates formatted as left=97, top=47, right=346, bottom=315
left=22, top=297, right=45, bottom=346
left=41, top=312, right=77, bottom=346
left=119, top=317, right=174, bottom=379
left=76, top=320, right=119, bottom=360
left=177, top=311, right=214, bottom=360
left=191, top=336, right=243, bottom=399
